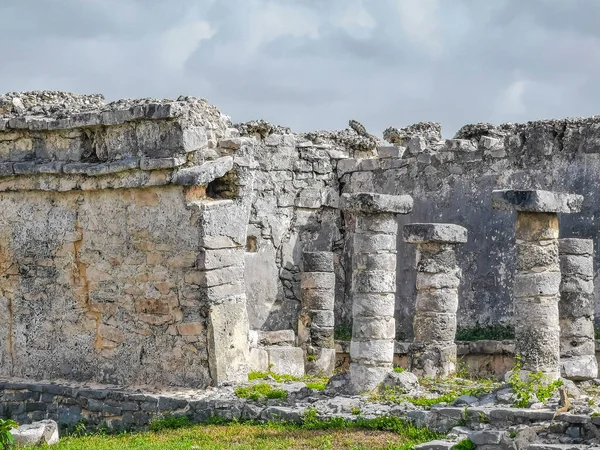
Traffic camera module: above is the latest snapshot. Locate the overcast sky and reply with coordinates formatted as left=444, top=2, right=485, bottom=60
left=1, top=0, right=599, bottom=136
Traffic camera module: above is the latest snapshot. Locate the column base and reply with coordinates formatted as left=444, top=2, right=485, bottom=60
left=409, top=342, right=457, bottom=378
left=348, top=363, right=392, bottom=394
left=560, top=355, right=598, bottom=380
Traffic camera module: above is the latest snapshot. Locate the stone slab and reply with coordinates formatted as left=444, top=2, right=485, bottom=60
left=559, top=238, right=593, bottom=256
left=340, top=192, right=413, bottom=214
left=403, top=223, right=468, bottom=244
left=303, top=251, right=334, bottom=272
left=265, top=346, right=305, bottom=377
left=491, top=189, right=583, bottom=213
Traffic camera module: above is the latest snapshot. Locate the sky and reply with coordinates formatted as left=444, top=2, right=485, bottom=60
left=1, top=0, right=600, bottom=137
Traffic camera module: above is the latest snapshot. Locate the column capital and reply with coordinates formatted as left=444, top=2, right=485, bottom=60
left=340, top=192, right=413, bottom=215
left=491, top=189, right=583, bottom=213
left=403, top=223, right=468, bottom=244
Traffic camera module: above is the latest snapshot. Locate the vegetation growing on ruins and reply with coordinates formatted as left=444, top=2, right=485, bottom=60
left=334, top=324, right=353, bottom=341
left=0, top=418, right=17, bottom=450
left=507, top=355, right=563, bottom=408
left=51, top=414, right=443, bottom=450
left=455, top=325, right=515, bottom=341
left=235, top=383, right=288, bottom=401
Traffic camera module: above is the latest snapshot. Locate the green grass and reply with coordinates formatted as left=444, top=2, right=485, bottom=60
left=393, top=367, right=406, bottom=373
left=148, top=415, right=191, bottom=432
left=235, top=383, right=288, bottom=401
left=50, top=415, right=443, bottom=450
left=455, top=325, right=514, bottom=341
left=306, top=381, right=327, bottom=391
left=249, top=370, right=301, bottom=383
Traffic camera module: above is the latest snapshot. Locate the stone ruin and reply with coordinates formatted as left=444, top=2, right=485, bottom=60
left=3, top=91, right=600, bottom=447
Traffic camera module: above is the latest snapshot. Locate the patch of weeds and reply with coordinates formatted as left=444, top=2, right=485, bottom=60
left=595, top=328, right=600, bottom=340
left=306, top=381, right=327, bottom=391
left=456, top=325, right=514, bottom=341
left=508, top=355, right=563, bottom=408
left=589, top=399, right=596, bottom=406
left=479, top=412, right=489, bottom=424
left=334, top=324, right=352, bottom=341
left=454, top=439, right=476, bottom=450
left=393, top=366, right=406, bottom=373
left=351, top=407, right=361, bottom=415
left=457, top=407, right=469, bottom=426
left=235, top=383, right=288, bottom=401
left=301, top=408, right=443, bottom=443
left=0, top=418, right=18, bottom=450
left=306, top=355, right=316, bottom=362
left=149, top=415, right=191, bottom=432
left=591, top=412, right=600, bottom=417
left=248, top=371, right=300, bottom=383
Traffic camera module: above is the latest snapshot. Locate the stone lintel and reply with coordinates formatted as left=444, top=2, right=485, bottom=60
left=491, top=189, right=583, bottom=214
left=340, top=192, right=413, bottom=215
left=403, top=223, right=468, bottom=244
left=303, top=251, right=334, bottom=273
left=172, top=156, right=233, bottom=186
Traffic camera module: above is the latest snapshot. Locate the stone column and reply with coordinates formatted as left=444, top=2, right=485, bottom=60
left=559, top=238, right=598, bottom=380
left=341, top=192, right=413, bottom=393
left=404, top=223, right=468, bottom=378
left=492, top=189, right=583, bottom=380
left=299, top=251, right=336, bottom=376
left=197, top=199, right=250, bottom=385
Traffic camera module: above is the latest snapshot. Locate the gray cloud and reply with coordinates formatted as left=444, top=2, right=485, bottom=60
left=1, top=0, right=599, bottom=136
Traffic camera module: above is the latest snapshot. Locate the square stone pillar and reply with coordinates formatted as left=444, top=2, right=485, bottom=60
left=403, top=223, right=468, bottom=378
left=492, top=189, right=583, bottom=381
left=197, top=200, right=250, bottom=385
left=559, top=238, right=598, bottom=380
left=299, top=251, right=336, bottom=376
left=341, top=192, right=413, bottom=393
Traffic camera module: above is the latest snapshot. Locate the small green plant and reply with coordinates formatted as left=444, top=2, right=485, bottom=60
left=595, top=328, right=600, bottom=340
left=589, top=399, right=596, bottom=406
left=457, top=407, right=469, bottom=426
left=149, top=415, right=192, bottom=432
left=454, top=439, right=476, bottom=450
left=393, top=366, right=406, bottom=373
left=508, top=355, right=563, bottom=407
left=351, top=406, right=361, bottom=415
left=305, top=381, right=327, bottom=391
left=70, top=419, right=88, bottom=437
left=479, top=412, right=489, bottom=424
left=334, top=324, right=352, bottom=341
left=0, top=418, right=18, bottom=450
left=306, top=355, right=316, bottom=362
left=591, top=412, right=600, bottom=417
left=508, top=431, right=518, bottom=438
left=235, top=383, right=288, bottom=401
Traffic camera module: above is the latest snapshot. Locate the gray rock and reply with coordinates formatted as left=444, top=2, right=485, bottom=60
left=303, top=251, right=334, bottom=273
left=491, top=189, right=583, bottom=214
left=340, top=192, right=413, bottom=215
left=451, top=395, right=479, bottom=407
left=11, top=420, right=59, bottom=447
left=172, top=156, right=233, bottom=186
left=380, top=371, right=420, bottom=392
left=414, top=440, right=456, bottom=450
left=403, top=223, right=468, bottom=244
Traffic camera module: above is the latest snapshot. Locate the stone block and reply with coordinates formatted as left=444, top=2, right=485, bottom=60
left=348, top=363, right=391, bottom=393
left=197, top=247, right=244, bottom=270
left=559, top=238, right=593, bottom=256
left=302, top=251, right=334, bottom=272
left=353, top=270, right=396, bottom=293
left=416, top=272, right=460, bottom=290
left=305, top=347, right=336, bottom=377
left=559, top=317, right=594, bottom=339
left=140, top=155, right=186, bottom=170
left=350, top=339, right=395, bottom=363
left=560, top=354, right=598, bottom=380
left=11, top=420, right=59, bottom=447
left=377, top=146, right=404, bottom=158
left=560, top=254, right=594, bottom=277
left=301, top=288, right=335, bottom=311
left=198, top=200, right=248, bottom=248
left=353, top=253, right=397, bottom=271
left=355, top=215, right=398, bottom=234
left=416, top=246, right=459, bottom=273
left=413, top=312, right=457, bottom=342
left=207, top=301, right=250, bottom=384
left=249, top=348, right=269, bottom=373
left=265, top=346, right=305, bottom=377
left=516, top=213, right=559, bottom=240
left=514, top=272, right=561, bottom=297
left=352, top=293, right=396, bottom=317
left=492, top=189, right=583, bottom=213
left=415, top=289, right=459, bottom=313
left=310, top=310, right=334, bottom=328
left=559, top=291, right=594, bottom=319
left=86, top=158, right=139, bottom=175
left=516, top=241, right=558, bottom=271
left=173, top=156, right=233, bottom=186
left=403, top=223, right=468, bottom=244
left=353, top=233, right=397, bottom=253
left=352, top=316, right=395, bottom=340
left=300, top=272, right=335, bottom=290
left=340, top=192, right=413, bottom=215
left=257, top=329, right=296, bottom=346
left=560, top=276, right=594, bottom=293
